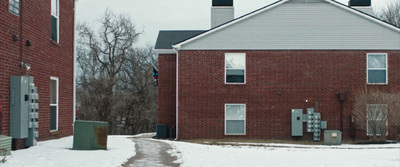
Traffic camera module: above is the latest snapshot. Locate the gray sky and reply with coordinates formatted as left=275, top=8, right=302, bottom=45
left=76, top=0, right=396, bottom=47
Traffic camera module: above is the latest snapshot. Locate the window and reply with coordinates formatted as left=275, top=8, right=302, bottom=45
left=50, top=77, right=59, bottom=132
left=225, top=104, right=246, bottom=135
left=225, top=53, right=245, bottom=84
left=51, top=0, right=59, bottom=42
left=367, top=53, right=387, bottom=84
left=367, top=104, right=387, bottom=136
left=9, top=0, right=19, bottom=16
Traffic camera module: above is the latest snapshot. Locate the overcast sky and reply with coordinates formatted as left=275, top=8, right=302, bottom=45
left=76, top=0, right=396, bottom=47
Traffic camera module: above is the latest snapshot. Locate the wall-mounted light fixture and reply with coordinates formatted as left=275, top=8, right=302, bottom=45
left=20, top=62, right=31, bottom=71
left=26, top=40, right=32, bottom=47
left=12, top=34, right=20, bottom=42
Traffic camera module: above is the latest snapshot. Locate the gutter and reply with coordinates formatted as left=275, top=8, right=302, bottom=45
left=73, top=0, right=77, bottom=128
left=173, top=48, right=179, bottom=140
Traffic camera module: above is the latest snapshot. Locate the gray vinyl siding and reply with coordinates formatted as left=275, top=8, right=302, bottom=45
left=181, top=2, right=400, bottom=50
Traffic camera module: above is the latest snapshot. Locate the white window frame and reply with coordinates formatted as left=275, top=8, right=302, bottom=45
left=366, top=104, right=388, bottom=136
left=51, top=0, right=59, bottom=43
left=224, top=104, right=246, bottom=135
left=50, top=76, right=59, bottom=132
left=9, top=0, right=19, bottom=16
left=225, top=53, right=246, bottom=84
left=367, top=53, right=388, bottom=84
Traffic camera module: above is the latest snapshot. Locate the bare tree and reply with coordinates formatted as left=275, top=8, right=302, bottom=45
left=352, top=89, right=400, bottom=141
left=377, top=1, right=400, bottom=27
left=76, top=9, right=158, bottom=135
left=117, top=47, right=158, bottom=135
left=387, top=93, right=400, bottom=140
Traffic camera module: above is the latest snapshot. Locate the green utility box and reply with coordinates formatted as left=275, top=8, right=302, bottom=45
left=73, top=120, right=108, bottom=150
left=0, top=135, right=12, bottom=156
left=324, top=130, right=342, bottom=145
left=156, top=124, right=167, bottom=138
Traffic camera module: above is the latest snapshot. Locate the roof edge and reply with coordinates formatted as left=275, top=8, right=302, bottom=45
left=173, top=0, right=400, bottom=50
left=173, top=0, right=288, bottom=49
left=326, top=0, right=400, bottom=33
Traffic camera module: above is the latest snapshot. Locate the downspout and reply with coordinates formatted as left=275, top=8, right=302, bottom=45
left=173, top=48, right=179, bottom=140
left=337, top=92, right=346, bottom=132
left=73, top=0, right=77, bottom=127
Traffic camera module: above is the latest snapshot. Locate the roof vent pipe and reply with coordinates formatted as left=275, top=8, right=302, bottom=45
left=211, top=0, right=234, bottom=28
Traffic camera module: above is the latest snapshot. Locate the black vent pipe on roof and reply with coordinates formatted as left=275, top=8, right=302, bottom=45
left=348, top=0, right=371, bottom=6
left=212, top=0, right=233, bottom=6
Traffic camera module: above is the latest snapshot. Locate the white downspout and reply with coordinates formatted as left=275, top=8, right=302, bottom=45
left=173, top=48, right=179, bottom=140
left=73, top=0, right=77, bottom=127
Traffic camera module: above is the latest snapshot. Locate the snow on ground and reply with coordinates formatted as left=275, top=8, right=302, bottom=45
left=162, top=140, right=400, bottom=167
left=2, top=136, right=135, bottom=167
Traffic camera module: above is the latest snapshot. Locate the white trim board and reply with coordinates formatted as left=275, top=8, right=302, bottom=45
left=155, top=49, right=176, bottom=54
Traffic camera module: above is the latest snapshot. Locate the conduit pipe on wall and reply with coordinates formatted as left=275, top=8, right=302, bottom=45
left=337, top=92, right=346, bottom=132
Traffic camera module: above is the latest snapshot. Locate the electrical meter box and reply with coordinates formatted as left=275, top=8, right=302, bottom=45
left=10, top=76, right=39, bottom=147
left=291, top=109, right=303, bottom=136
left=10, top=76, right=30, bottom=139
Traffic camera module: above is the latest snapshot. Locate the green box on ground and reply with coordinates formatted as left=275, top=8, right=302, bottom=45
left=324, top=130, right=342, bottom=145
left=0, top=135, right=12, bottom=156
left=73, top=120, right=108, bottom=150
left=156, top=124, right=167, bottom=138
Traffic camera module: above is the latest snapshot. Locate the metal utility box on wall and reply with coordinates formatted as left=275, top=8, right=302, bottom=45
left=10, top=76, right=39, bottom=147
left=73, top=120, right=108, bottom=150
left=10, top=76, right=30, bottom=139
left=291, top=109, right=303, bottom=136
left=324, top=130, right=342, bottom=145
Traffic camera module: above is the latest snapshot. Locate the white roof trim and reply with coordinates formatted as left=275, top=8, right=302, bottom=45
left=155, top=49, right=176, bottom=54
left=173, top=0, right=400, bottom=50
left=325, top=0, right=400, bottom=33
left=173, top=0, right=289, bottom=49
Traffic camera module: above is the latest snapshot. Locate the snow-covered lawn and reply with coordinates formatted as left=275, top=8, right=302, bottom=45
left=163, top=140, right=400, bottom=167
left=2, top=136, right=135, bottom=167
left=2, top=134, right=399, bottom=167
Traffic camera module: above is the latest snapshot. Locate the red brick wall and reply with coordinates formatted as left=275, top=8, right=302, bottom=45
left=157, top=54, right=177, bottom=129
left=0, top=0, right=74, bottom=143
left=173, top=50, right=400, bottom=140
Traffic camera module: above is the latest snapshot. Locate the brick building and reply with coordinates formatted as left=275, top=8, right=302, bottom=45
left=0, top=0, right=75, bottom=149
left=155, top=0, right=400, bottom=141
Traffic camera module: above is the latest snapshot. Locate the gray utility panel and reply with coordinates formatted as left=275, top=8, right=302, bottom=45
left=10, top=76, right=39, bottom=147
left=291, top=109, right=303, bottom=136
left=324, top=130, right=342, bottom=145
left=10, top=76, right=30, bottom=139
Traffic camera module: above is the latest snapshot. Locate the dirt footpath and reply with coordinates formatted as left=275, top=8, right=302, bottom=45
left=123, top=135, right=179, bottom=167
